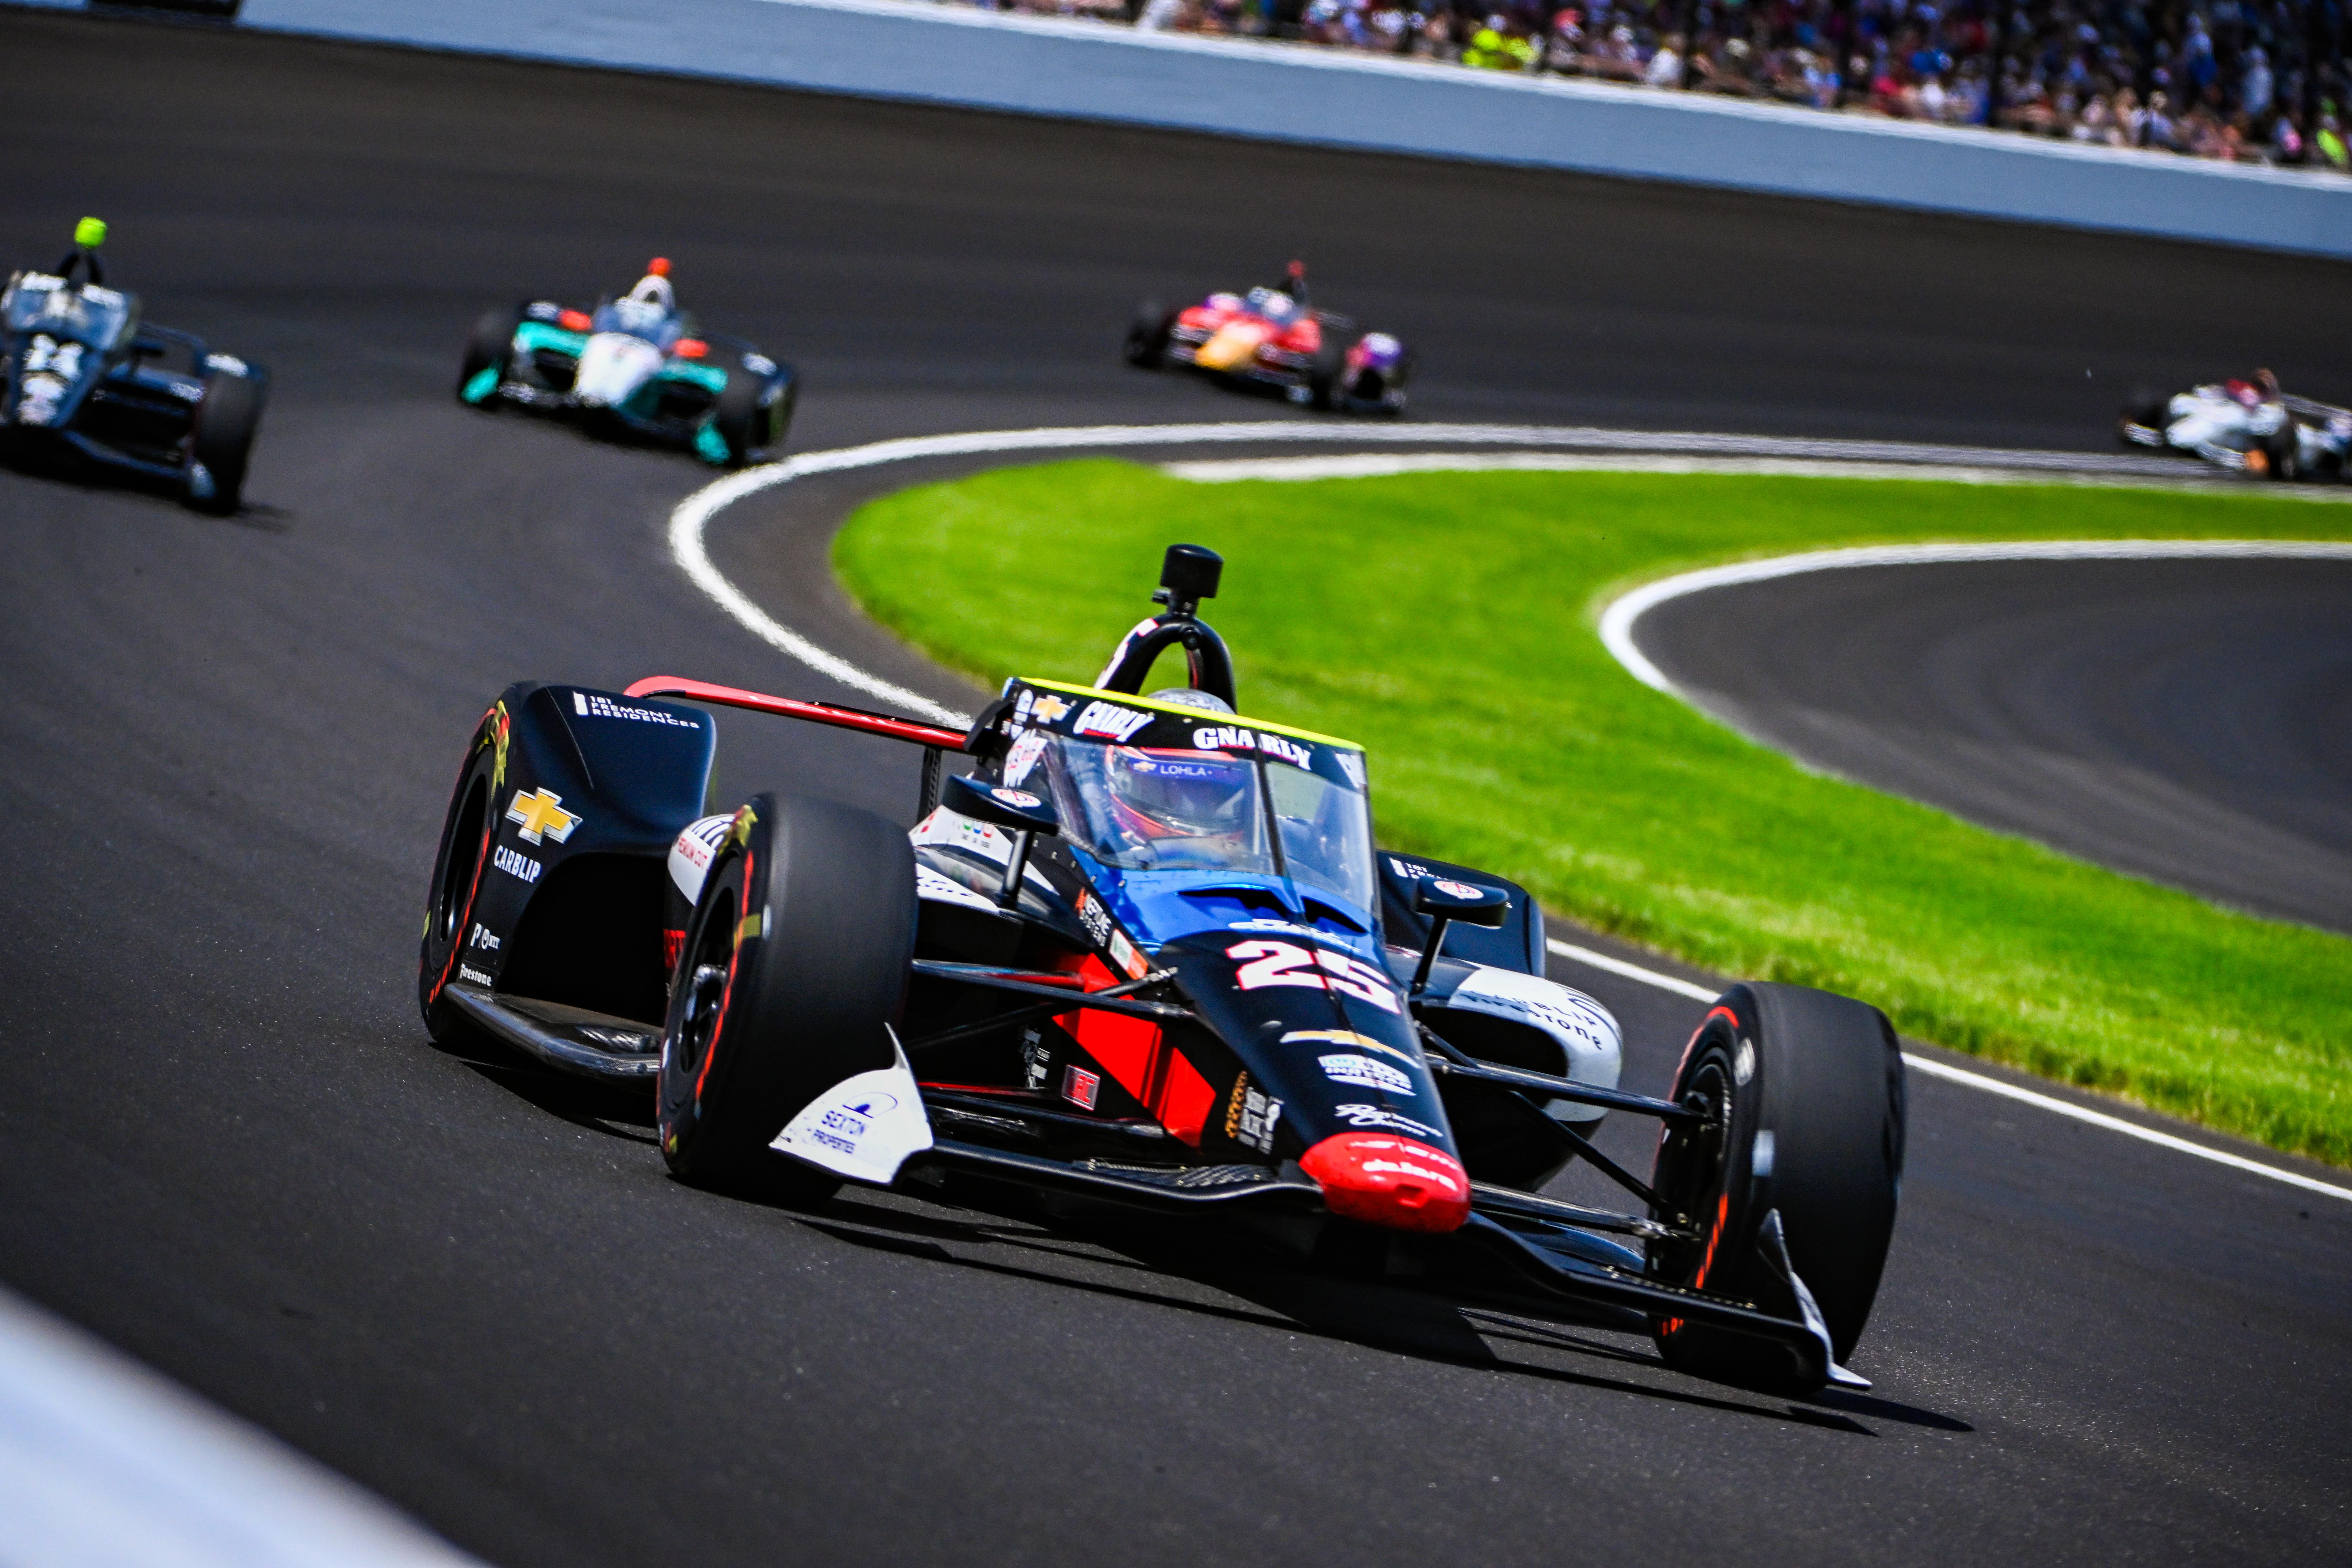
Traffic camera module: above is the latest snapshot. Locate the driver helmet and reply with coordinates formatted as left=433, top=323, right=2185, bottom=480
left=1249, top=286, right=1295, bottom=319
left=1104, top=748, right=1254, bottom=844
left=628, top=257, right=676, bottom=311
left=1146, top=686, right=1236, bottom=715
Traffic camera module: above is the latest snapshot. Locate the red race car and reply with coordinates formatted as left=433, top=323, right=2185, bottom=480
left=1126, top=262, right=1411, bottom=415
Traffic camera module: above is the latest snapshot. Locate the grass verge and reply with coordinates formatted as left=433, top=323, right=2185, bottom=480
left=836, top=461, right=2352, bottom=1166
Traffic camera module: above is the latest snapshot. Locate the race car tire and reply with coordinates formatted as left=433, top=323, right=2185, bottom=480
left=1308, top=338, right=1348, bottom=412
left=1124, top=300, right=1172, bottom=368
left=458, top=305, right=520, bottom=404
left=417, top=713, right=502, bottom=1046
left=187, top=371, right=264, bottom=515
left=1646, top=982, right=1905, bottom=1390
left=1345, top=353, right=1412, bottom=417
left=658, top=793, right=917, bottom=1196
left=2261, top=427, right=2300, bottom=481
left=712, top=366, right=786, bottom=466
left=2117, top=386, right=2173, bottom=449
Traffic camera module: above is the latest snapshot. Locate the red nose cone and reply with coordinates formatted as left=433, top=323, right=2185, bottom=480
left=1301, top=1133, right=1471, bottom=1233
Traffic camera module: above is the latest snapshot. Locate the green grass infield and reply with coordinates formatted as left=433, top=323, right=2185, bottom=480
left=835, top=460, right=2352, bottom=1167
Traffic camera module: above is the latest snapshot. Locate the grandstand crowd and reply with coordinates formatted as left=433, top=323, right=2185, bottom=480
left=947, top=0, right=2352, bottom=168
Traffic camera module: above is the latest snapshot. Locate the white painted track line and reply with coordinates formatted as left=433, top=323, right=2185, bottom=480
left=1545, top=937, right=1716, bottom=1002
left=1161, top=450, right=2352, bottom=492
left=0, top=1287, right=487, bottom=1568
left=1597, top=538, right=2352, bottom=696
left=677, top=419, right=2352, bottom=1204
left=666, top=417, right=2227, bottom=726
left=1545, top=938, right=2352, bottom=1203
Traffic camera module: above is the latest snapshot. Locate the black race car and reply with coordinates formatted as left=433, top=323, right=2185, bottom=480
left=418, top=546, right=1904, bottom=1393
left=2, top=230, right=267, bottom=513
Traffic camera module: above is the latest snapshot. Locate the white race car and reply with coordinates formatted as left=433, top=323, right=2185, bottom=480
left=2119, top=372, right=2351, bottom=481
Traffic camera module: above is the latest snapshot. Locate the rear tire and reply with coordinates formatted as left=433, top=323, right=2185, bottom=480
left=1646, top=982, right=1905, bottom=1390
left=187, top=372, right=263, bottom=514
left=1124, top=299, right=1172, bottom=368
left=658, top=793, right=917, bottom=1197
left=2262, top=427, right=2300, bottom=481
left=459, top=306, right=521, bottom=404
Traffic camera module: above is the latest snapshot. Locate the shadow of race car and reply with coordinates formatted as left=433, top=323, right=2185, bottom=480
left=1126, top=267, right=1411, bottom=415
left=2, top=253, right=267, bottom=513
left=416, top=546, right=1905, bottom=1394
left=458, top=266, right=796, bottom=466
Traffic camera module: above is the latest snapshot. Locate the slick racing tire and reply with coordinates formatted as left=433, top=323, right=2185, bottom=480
left=658, top=793, right=917, bottom=1196
left=712, top=365, right=788, bottom=466
left=1308, top=337, right=1348, bottom=412
left=1646, top=982, right=1905, bottom=1391
left=418, top=709, right=504, bottom=1046
left=2260, top=427, right=2299, bottom=482
left=458, top=305, right=521, bottom=404
left=1124, top=300, right=1172, bottom=368
left=2118, top=386, right=2171, bottom=449
left=1345, top=350, right=1413, bottom=418
left=187, top=372, right=263, bottom=515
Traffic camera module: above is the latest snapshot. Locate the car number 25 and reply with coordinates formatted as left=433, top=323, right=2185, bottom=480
left=1226, top=940, right=1399, bottom=1014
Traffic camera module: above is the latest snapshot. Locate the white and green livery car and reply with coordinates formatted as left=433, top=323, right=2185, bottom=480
left=457, top=294, right=795, bottom=466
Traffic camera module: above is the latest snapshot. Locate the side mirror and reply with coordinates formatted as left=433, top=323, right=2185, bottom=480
left=1408, top=876, right=1509, bottom=995
left=943, top=772, right=1060, bottom=836
left=1413, top=876, right=1510, bottom=928
left=943, top=772, right=1059, bottom=910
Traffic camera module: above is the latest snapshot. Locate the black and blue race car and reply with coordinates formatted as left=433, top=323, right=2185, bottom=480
left=458, top=261, right=796, bottom=466
left=416, top=545, right=1905, bottom=1395
left=2, top=221, right=267, bottom=513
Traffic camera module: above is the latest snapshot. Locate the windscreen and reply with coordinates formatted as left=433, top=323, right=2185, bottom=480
left=1266, top=759, right=1376, bottom=911
left=1032, top=733, right=1374, bottom=912
left=1243, top=287, right=1301, bottom=325
left=590, top=295, right=680, bottom=348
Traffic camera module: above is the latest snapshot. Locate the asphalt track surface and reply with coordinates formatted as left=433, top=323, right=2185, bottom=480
left=1633, top=555, right=2352, bottom=935
left=2, top=10, right=2348, bottom=1566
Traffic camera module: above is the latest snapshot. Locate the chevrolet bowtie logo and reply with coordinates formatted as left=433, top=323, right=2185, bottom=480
left=1031, top=694, right=1072, bottom=723
left=506, top=787, right=581, bottom=846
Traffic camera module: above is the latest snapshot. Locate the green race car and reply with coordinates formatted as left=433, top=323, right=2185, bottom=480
left=458, top=263, right=796, bottom=466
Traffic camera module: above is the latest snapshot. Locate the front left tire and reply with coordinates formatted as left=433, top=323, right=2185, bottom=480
left=658, top=793, right=917, bottom=1196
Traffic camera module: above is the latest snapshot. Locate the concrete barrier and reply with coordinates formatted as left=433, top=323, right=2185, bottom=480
left=102, top=0, right=2352, bottom=257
